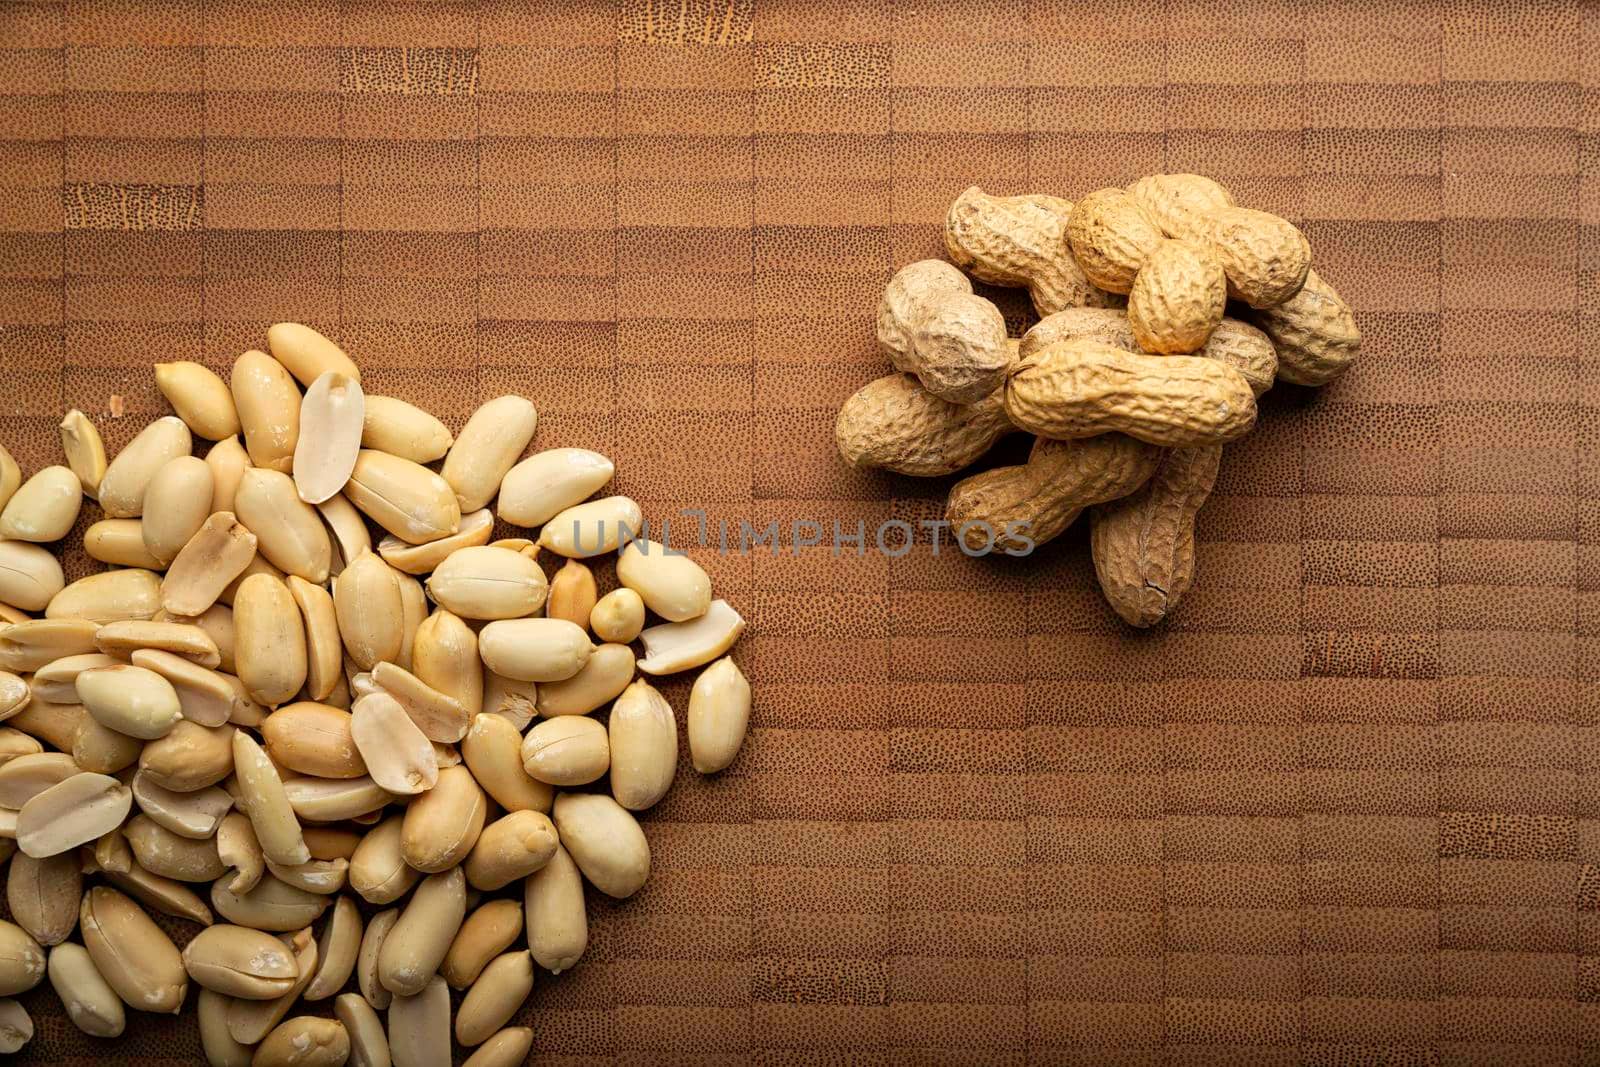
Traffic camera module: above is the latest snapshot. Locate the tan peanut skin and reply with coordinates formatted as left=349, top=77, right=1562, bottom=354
left=1125, top=173, right=1234, bottom=243
left=1126, top=239, right=1226, bottom=355
left=1203, top=206, right=1311, bottom=308
left=876, top=259, right=1011, bottom=405
left=835, top=372, right=1015, bottom=477
left=1089, top=444, right=1221, bottom=628
left=1003, top=338, right=1257, bottom=448
left=1066, top=187, right=1165, bottom=295
left=1249, top=268, right=1360, bottom=386
left=943, top=186, right=1122, bottom=316
left=945, top=433, right=1163, bottom=554
left=1020, top=308, right=1277, bottom=398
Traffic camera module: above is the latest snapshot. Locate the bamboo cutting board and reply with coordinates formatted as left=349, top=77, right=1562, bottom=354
left=1, top=0, right=1596, bottom=1062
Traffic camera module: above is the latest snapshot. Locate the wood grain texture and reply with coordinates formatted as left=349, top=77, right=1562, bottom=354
left=0, top=0, right=1595, bottom=1062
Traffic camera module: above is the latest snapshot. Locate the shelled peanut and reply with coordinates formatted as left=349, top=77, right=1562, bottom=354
left=0, top=323, right=752, bottom=1063
left=836, top=173, right=1360, bottom=627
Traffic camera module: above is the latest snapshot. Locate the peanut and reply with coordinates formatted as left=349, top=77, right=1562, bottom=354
left=293, top=371, right=365, bottom=505
left=1003, top=338, right=1256, bottom=447
left=1127, top=238, right=1226, bottom=354
left=877, top=259, right=1011, bottom=404
left=834, top=372, right=1014, bottom=477
left=156, top=361, right=241, bottom=441
left=58, top=410, right=107, bottom=496
left=1249, top=267, right=1361, bottom=386
left=231, top=350, right=300, bottom=474
left=944, top=186, right=1120, bottom=315
left=0, top=466, right=80, bottom=543
left=1066, top=187, right=1165, bottom=294
left=1019, top=308, right=1278, bottom=399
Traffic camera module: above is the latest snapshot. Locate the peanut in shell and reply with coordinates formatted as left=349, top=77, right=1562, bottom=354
left=944, top=186, right=1119, bottom=315
left=834, top=372, right=1014, bottom=477
left=1127, top=238, right=1226, bottom=355
left=1067, top=186, right=1165, bottom=295
left=876, top=259, right=1011, bottom=405
left=1249, top=267, right=1360, bottom=386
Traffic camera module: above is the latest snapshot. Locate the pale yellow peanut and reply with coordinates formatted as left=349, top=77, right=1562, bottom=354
left=0, top=998, right=29, bottom=1054
left=210, top=875, right=329, bottom=933
left=304, top=895, right=362, bottom=1001
left=72, top=716, right=144, bottom=774
left=587, top=590, right=642, bottom=647
left=440, top=899, right=522, bottom=990
left=356, top=908, right=399, bottom=1010
left=350, top=691, right=437, bottom=795
left=182, top=924, right=300, bottom=998
left=293, top=371, right=365, bottom=507
left=282, top=776, right=394, bottom=823
left=77, top=664, right=183, bottom=739
left=455, top=949, right=533, bottom=1047
left=377, top=507, right=492, bottom=575
left=520, top=715, right=608, bottom=787
left=317, top=492, right=372, bottom=574
left=551, top=791, right=651, bottom=899
left=523, top=843, right=586, bottom=974
left=0, top=674, right=24, bottom=721
left=386, top=974, right=450, bottom=1067
left=412, top=609, right=481, bottom=719
left=6, top=851, right=80, bottom=946
left=0, top=466, right=81, bottom=542
left=400, top=764, right=485, bottom=873
left=93, top=826, right=133, bottom=874
left=46, top=567, right=161, bottom=624
left=99, top=415, right=192, bottom=518
left=443, top=395, right=537, bottom=513
left=141, top=455, right=214, bottom=564
left=255, top=1016, right=351, bottom=1067
left=464, top=809, right=557, bottom=891
left=539, top=495, right=642, bottom=558
left=48, top=941, right=126, bottom=1038
left=344, top=450, right=460, bottom=545
left=463, top=1028, right=533, bottom=1067
left=84, top=518, right=166, bottom=569
left=478, top=618, right=592, bottom=683
left=102, top=864, right=213, bottom=925
left=138, top=720, right=236, bottom=792
left=80, top=886, right=186, bottom=1012
left=268, top=322, right=361, bottom=387
left=0, top=752, right=78, bottom=807
left=371, top=661, right=468, bottom=744
left=688, top=656, right=750, bottom=774
left=156, top=361, right=241, bottom=440
left=131, top=772, right=233, bottom=838
left=334, top=993, right=390, bottom=1067
left=232, top=350, right=301, bottom=473
left=0, top=919, right=44, bottom=996
left=542, top=562, right=597, bottom=635
left=162, top=511, right=259, bottom=617
left=226, top=926, right=315, bottom=1044
left=617, top=538, right=711, bottom=622
left=218, top=551, right=285, bottom=607
left=303, top=827, right=361, bottom=862
left=635, top=599, right=746, bottom=675
left=378, top=866, right=465, bottom=996
left=461, top=713, right=552, bottom=814
left=347, top=815, right=419, bottom=906
left=284, top=576, right=340, bottom=703
left=334, top=552, right=404, bottom=671
left=497, top=447, right=613, bottom=527
left=5, top=696, right=87, bottom=752
left=426, top=545, right=547, bottom=621
left=607, top=678, right=677, bottom=811
left=199, top=987, right=251, bottom=1067
left=217, top=812, right=265, bottom=894
left=235, top=573, right=308, bottom=706
left=236, top=467, right=333, bottom=583
left=264, top=856, right=349, bottom=895
left=0, top=728, right=40, bottom=768
left=395, top=573, right=426, bottom=672
left=480, top=669, right=537, bottom=730
left=125, top=814, right=227, bottom=881
left=262, top=701, right=365, bottom=781
left=0, top=540, right=64, bottom=612
left=96, top=619, right=221, bottom=666
left=233, top=730, right=311, bottom=866
left=206, top=435, right=251, bottom=514
left=59, top=409, right=108, bottom=495
left=360, top=396, right=451, bottom=464
left=30, top=652, right=115, bottom=703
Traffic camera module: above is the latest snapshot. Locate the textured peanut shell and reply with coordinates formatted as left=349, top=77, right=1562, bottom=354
left=1004, top=338, right=1257, bottom=447
left=1127, top=239, right=1226, bottom=354
left=945, top=433, right=1162, bottom=553
left=944, top=186, right=1122, bottom=315
left=835, top=372, right=1015, bottom=477
left=1020, top=308, right=1276, bottom=398
left=1090, top=444, right=1221, bottom=628
left=1204, top=206, right=1311, bottom=308
left=1125, top=173, right=1234, bottom=242
left=1249, top=268, right=1361, bottom=386
left=1066, top=187, right=1165, bottom=295
left=876, top=259, right=1011, bottom=404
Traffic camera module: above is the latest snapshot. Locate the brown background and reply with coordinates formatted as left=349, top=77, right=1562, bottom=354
left=1, top=0, right=1596, bottom=1063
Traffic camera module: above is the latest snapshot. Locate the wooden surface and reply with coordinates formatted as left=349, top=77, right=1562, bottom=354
left=2, top=0, right=1598, bottom=1063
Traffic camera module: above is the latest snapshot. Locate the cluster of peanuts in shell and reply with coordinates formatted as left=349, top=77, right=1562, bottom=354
left=0, top=323, right=752, bottom=1066
left=836, top=174, right=1361, bottom=627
